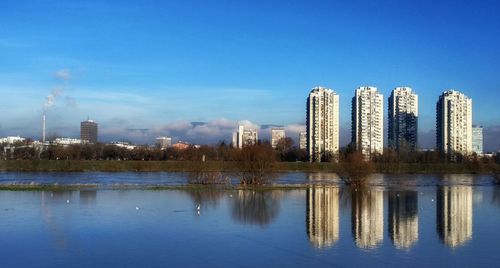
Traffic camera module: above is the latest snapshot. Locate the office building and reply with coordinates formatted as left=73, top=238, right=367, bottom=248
left=306, top=86, right=339, bottom=162
left=472, top=125, right=483, bottom=154
left=388, top=87, right=418, bottom=152
left=352, top=87, right=384, bottom=159
left=80, top=119, right=98, bottom=143
left=271, top=128, right=286, bottom=148
left=436, top=90, right=472, bottom=158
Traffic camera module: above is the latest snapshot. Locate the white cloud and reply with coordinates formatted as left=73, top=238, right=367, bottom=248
left=55, top=69, right=72, bottom=81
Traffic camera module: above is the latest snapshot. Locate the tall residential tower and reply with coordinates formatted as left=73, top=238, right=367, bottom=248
left=352, top=87, right=384, bottom=159
left=436, top=90, right=472, bottom=158
left=388, top=87, right=418, bottom=152
left=306, top=87, right=339, bottom=162
left=80, top=119, right=98, bottom=143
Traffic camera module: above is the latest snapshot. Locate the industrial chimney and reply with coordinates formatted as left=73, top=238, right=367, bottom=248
left=42, top=113, right=46, bottom=143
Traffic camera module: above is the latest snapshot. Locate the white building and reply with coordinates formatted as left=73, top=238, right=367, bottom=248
left=307, top=86, right=339, bottom=162
left=232, top=125, right=258, bottom=148
left=0, top=136, right=25, bottom=144
left=472, top=125, right=483, bottom=155
left=299, top=131, right=307, bottom=150
left=388, top=87, right=418, bottom=152
left=53, top=138, right=82, bottom=146
left=155, top=136, right=172, bottom=149
left=436, top=90, right=472, bottom=158
left=270, top=128, right=286, bottom=148
left=352, top=86, right=384, bottom=159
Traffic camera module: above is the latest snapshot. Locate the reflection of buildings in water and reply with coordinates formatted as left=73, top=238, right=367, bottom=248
left=437, top=184, right=473, bottom=248
left=306, top=187, right=340, bottom=248
left=388, top=191, right=418, bottom=249
left=41, top=191, right=74, bottom=250
left=307, top=173, right=341, bottom=184
left=351, top=188, right=384, bottom=249
left=79, top=190, right=97, bottom=205
left=231, top=190, right=281, bottom=226
left=493, top=185, right=500, bottom=207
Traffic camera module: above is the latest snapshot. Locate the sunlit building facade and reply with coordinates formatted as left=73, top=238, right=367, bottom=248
left=436, top=90, right=472, bottom=159
left=306, top=87, right=339, bottom=162
left=271, top=128, right=286, bottom=149
left=352, top=87, right=384, bottom=160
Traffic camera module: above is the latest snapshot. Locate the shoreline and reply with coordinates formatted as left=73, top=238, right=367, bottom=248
left=0, top=160, right=498, bottom=174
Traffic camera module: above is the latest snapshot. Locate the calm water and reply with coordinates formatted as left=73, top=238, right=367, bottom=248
left=0, top=173, right=499, bottom=267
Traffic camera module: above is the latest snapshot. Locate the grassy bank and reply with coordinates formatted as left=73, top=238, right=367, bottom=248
left=0, top=160, right=498, bottom=174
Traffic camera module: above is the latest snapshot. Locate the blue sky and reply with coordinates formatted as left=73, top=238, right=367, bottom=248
left=0, top=0, right=499, bottom=150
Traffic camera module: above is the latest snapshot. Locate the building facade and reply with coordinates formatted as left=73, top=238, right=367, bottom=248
left=155, top=136, right=172, bottom=149
left=388, top=87, right=418, bottom=152
left=436, top=90, right=472, bottom=158
left=299, top=131, right=307, bottom=150
left=352, top=87, right=384, bottom=159
left=80, top=119, right=98, bottom=143
left=270, top=128, right=286, bottom=149
left=232, top=125, right=258, bottom=148
left=472, top=125, right=483, bottom=154
left=306, top=86, right=339, bottom=162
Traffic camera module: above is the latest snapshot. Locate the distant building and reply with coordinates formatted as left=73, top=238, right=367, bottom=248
left=172, top=141, right=190, bottom=151
left=388, top=87, right=418, bottom=152
left=271, top=128, right=286, bottom=148
left=111, top=141, right=135, bottom=150
left=155, top=136, right=172, bottom=149
left=81, top=119, right=98, bottom=143
left=0, top=136, right=25, bottom=144
left=352, top=86, right=384, bottom=159
left=307, top=86, right=339, bottom=162
left=232, top=125, right=258, bottom=148
left=53, top=138, right=82, bottom=146
left=436, top=90, right=472, bottom=158
left=299, top=132, right=307, bottom=150
left=472, top=125, right=483, bottom=154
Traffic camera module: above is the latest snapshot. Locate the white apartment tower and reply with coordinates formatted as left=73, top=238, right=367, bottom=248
left=232, top=125, right=258, bottom=148
left=299, top=131, right=307, bottom=150
left=436, top=90, right=472, bottom=158
left=306, top=87, right=339, bottom=162
left=270, top=128, right=286, bottom=148
left=352, top=87, right=384, bottom=159
left=388, top=87, right=418, bottom=152
left=472, top=125, right=483, bottom=154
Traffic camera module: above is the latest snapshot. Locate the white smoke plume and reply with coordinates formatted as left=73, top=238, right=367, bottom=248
left=43, top=69, right=72, bottom=111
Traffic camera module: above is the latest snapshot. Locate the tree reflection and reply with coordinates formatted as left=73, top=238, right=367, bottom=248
left=185, top=188, right=225, bottom=210
left=351, top=187, right=384, bottom=249
left=231, top=190, right=281, bottom=226
left=436, top=175, right=473, bottom=248
left=306, top=186, right=340, bottom=248
left=388, top=190, right=418, bottom=250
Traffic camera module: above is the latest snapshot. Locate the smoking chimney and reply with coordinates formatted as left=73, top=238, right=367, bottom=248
left=42, top=114, right=46, bottom=143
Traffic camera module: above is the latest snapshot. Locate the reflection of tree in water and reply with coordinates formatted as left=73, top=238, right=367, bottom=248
left=185, top=188, right=225, bottom=209
left=231, top=190, right=282, bottom=226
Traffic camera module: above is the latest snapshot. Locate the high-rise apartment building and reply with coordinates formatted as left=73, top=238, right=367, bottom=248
left=232, top=125, right=258, bottom=148
left=436, top=90, right=472, bottom=158
left=270, top=128, right=286, bottom=148
left=352, top=87, right=384, bottom=159
left=299, top=131, right=307, bottom=150
left=388, top=87, right=418, bottom=152
left=472, top=125, right=483, bottom=154
left=306, top=86, right=339, bottom=162
left=80, top=119, right=98, bottom=143
left=155, top=136, right=172, bottom=149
